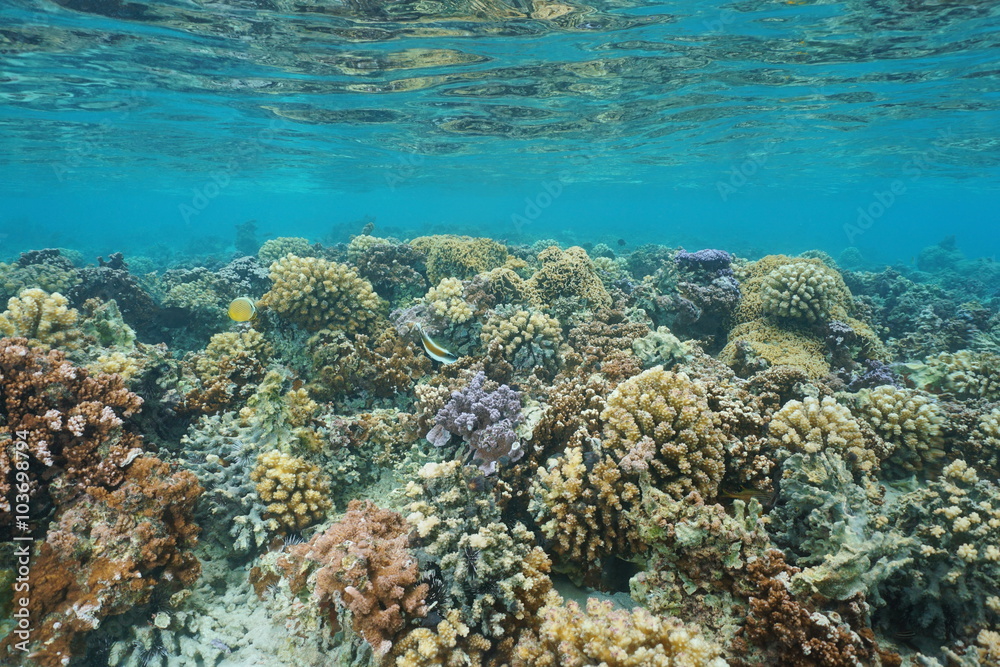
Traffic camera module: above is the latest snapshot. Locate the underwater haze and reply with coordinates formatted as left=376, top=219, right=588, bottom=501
left=3, top=0, right=1000, bottom=666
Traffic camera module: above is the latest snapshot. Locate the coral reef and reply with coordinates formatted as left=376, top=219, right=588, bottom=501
left=768, top=396, right=882, bottom=475
left=853, top=385, right=947, bottom=476
left=258, top=236, right=317, bottom=265
left=601, top=366, right=727, bottom=500
left=424, top=277, right=474, bottom=323
left=904, top=350, right=1000, bottom=400
left=480, top=306, right=564, bottom=376
left=280, top=500, right=428, bottom=655
left=761, top=261, right=849, bottom=323
left=182, top=329, right=272, bottom=414
left=259, top=254, right=384, bottom=333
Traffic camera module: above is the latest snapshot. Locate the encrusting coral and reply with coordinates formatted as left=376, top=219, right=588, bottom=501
left=601, top=366, right=727, bottom=500
left=250, top=449, right=332, bottom=532
left=260, top=254, right=384, bottom=333
left=0, top=288, right=82, bottom=349
left=511, top=596, right=728, bottom=667
left=279, top=500, right=428, bottom=656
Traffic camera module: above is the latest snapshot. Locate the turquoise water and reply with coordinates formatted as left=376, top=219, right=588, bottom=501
left=2, top=0, right=998, bottom=259
left=4, top=1, right=1000, bottom=666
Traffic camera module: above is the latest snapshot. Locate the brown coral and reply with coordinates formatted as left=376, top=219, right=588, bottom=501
left=0, top=338, right=145, bottom=524
left=527, top=245, right=612, bottom=310
left=280, top=500, right=428, bottom=655
left=182, top=329, right=272, bottom=414
left=410, top=235, right=509, bottom=284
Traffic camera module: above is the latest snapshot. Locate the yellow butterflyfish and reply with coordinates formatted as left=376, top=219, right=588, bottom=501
left=228, top=297, right=257, bottom=322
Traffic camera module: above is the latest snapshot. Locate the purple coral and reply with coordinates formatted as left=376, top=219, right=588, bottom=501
left=426, top=371, right=523, bottom=475
left=675, top=248, right=733, bottom=274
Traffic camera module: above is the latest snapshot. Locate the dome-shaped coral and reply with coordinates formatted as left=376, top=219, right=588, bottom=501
left=770, top=396, right=878, bottom=473
left=601, top=367, right=727, bottom=500
left=481, top=306, right=563, bottom=373
left=760, top=261, right=847, bottom=323
left=260, top=254, right=384, bottom=333
left=424, top=277, right=473, bottom=324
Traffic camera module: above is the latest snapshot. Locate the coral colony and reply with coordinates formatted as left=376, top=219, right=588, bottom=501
left=2, top=235, right=1000, bottom=666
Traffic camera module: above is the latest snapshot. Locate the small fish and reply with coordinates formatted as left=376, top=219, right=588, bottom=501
left=617, top=238, right=627, bottom=246
left=411, top=322, right=458, bottom=364
left=228, top=297, right=257, bottom=322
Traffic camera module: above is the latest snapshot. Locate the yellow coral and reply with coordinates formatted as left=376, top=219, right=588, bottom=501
left=259, top=254, right=384, bottom=332
left=770, top=396, right=876, bottom=473
left=89, top=351, right=142, bottom=382
left=919, top=350, right=1000, bottom=400
left=527, top=246, right=611, bottom=309
left=0, top=288, right=81, bottom=349
left=283, top=387, right=318, bottom=428
left=424, top=277, right=473, bottom=323
left=346, top=234, right=392, bottom=262
left=856, top=385, right=946, bottom=472
left=601, top=367, right=727, bottom=500
left=411, top=235, right=508, bottom=284
left=512, top=597, right=727, bottom=667
left=392, top=609, right=490, bottom=667
left=250, top=449, right=332, bottom=531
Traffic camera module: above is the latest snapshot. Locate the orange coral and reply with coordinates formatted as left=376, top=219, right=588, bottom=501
left=280, top=500, right=428, bottom=655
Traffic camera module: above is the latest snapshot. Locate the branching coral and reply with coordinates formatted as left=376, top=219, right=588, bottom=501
left=250, top=449, right=332, bottom=532
left=480, top=306, right=564, bottom=375
left=2, top=456, right=201, bottom=667
left=0, top=288, right=81, bottom=348
left=424, top=277, right=474, bottom=323
left=258, top=236, right=316, bottom=265
left=0, top=338, right=144, bottom=523
left=260, top=254, right=384, bottom=333
left=410, top=235, right=509, bottom=284
left=0, top=249, right=79, bottom=302
left=526, top=245, right=611, bottom=309
left=601, top=366, right=727, bottom=500
left=853, top=385, right=947, bottom=475
left=426, top=371, right=523, bottom=475
left=404, top=460, right=553, bottom=658
left=761, top=261, right=849, bottom=323
left=279, top=500, right=428, bottom=655
left=563, top=307, right=648, bottom=381
left=529, top=438, right=641, bottom=583
left=972, top=406, right=1000, bottom=478
left=352, top=238, right=428, bottom=305
left=511, top=597, right=728, bottom=667
left=882, top=459, right=1000, bottom=638
left=768, top=396, right=882, bottom=475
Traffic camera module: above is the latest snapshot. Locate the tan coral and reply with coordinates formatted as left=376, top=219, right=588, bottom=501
left=481, top=307, right=564, bottom=373
left=601, top=366, right=727, bottom=500
left=424, top=277, right=474, bottom=323
left=250, top=450, right=332, bottom=531
left=769, top=396, right=878, bottom=474
left=720, top=320, right=830, bottom=379
left=260, top=254, right=384, bottom=332
left=526, top=245, right=611, bottom=309
left=258, top=236, right=315, bottom=265
left=855, top=385, right=946, bottom=473
left=0, top=288, right=81, bottom=349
